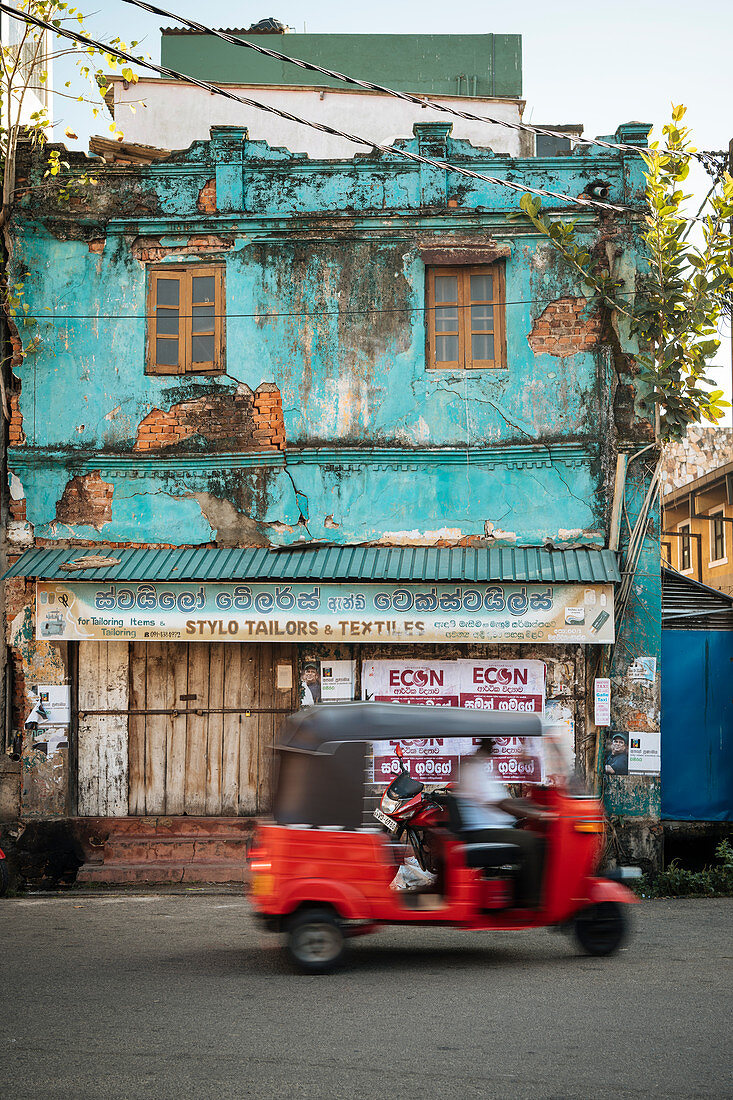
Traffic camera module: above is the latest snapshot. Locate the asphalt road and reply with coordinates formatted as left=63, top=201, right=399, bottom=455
left=1, top=892, right=730, bottom=1100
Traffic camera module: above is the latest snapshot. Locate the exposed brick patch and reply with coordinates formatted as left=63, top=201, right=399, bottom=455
left=253, top=383, right=286, bottom=450
left=9, top=496, right=26, bottom=521
left=88, top=238, right=106, bottom=253
left=132, top=234, right=232, bottom=263
left=56, top=471, right=114, bottom=529
left=527, top=297, right=602, bottom=358
left=5, top=578, right=34, bottom=728
left=197, top=178, right=216, bottom=214
left=134, top=384, right=286, bottom=453
left=9, top=392, right=25, bottom=446
left=5, top=576, right=33, bottom=634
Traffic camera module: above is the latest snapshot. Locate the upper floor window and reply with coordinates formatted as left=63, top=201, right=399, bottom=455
left=710, top=509, right=726, bottom=564
left=678, top=522, right=691, bottom=573
left=426, top=264, right=506, bottom=370
left=147, top=265, right=224, bottom=375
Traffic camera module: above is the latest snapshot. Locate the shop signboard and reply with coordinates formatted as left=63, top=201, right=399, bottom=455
left=35, top=581, right=614, bottom=644
left=363, top=659, right=546, bottom=785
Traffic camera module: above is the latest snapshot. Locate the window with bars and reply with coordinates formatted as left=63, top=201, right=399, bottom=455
left=710, top=511, right=726, bottom=563
left=147, top=266, right=224, bottom=374
left=426, top=264, right=506, bottom=370
left=679, top=523, right=691, bottom=572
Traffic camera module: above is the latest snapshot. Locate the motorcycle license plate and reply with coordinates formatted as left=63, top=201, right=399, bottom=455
left=373, top=808, right=399, bottom=833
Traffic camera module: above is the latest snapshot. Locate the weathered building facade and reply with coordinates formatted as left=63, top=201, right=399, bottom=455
left=1, top=115, right=664, bottom=880
left=662, top=427, right=733, bottom=596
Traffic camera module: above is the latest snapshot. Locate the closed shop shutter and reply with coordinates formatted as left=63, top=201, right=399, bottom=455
left=77, top=641, right=296, bottom=817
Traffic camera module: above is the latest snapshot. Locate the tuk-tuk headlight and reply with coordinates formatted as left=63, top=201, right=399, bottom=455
left=381, top=794, right=401, bottom=814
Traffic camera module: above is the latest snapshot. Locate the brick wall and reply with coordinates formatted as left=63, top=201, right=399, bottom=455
left=528, top=297, right=602, bottom=357
left=134, top=384, right=286, bottom=452
left=9, top=392, right=25, bottom=446
left=197, top=178, right=216, bottom=213
left=56, top=471, right=114, bottom=529
left=5, top=577, right=33, bottom=730
left=9, top=496, right=26, bottom=522
left=132, top=234, right=232, bottom=263
left=252, top=382, right=286, bottom=450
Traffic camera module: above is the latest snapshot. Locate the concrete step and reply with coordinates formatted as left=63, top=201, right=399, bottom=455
left=77, top=860, right=247, bottom=885
left=83, top=816, right=255, bottom=839
left=75, top=816, right=255, bottom=885
left=104, top=836, right=250, bottom=862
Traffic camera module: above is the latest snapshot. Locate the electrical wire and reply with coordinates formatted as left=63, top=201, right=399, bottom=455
left=12, top=290, right=639, bottom=322
left=121, top=0, right=728, bottom=169
left=0, top=2, right=630, bottom=215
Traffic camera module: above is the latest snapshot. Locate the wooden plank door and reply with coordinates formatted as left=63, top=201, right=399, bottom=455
left=77, top=641, right=129, bottom=816
left=128, top=642, right=296, bottom=816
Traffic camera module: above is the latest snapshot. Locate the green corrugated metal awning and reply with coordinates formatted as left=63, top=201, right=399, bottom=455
left=2, top=546, right=621, bottom=584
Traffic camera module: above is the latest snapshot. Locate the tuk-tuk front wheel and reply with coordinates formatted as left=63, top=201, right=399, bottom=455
left=285, top=908, right=346, bottom=974
left=574, top=901, right=627, bottom=956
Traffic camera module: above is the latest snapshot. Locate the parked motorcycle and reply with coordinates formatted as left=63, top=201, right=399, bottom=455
left=373, top=745, right=447, bottom=872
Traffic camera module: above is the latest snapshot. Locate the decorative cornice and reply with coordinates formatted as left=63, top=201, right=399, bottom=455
left=286, top=444, right=592, bottom=469
left=8, top=449, right=287, bottom=476
left=30, top=211, right=602, bottom=238
left=8, top=443, right=594, bottom=477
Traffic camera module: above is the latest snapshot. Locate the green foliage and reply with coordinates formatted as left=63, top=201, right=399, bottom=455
left=0, top=2, right=143, bottom=377
left=633, top=840, right=733, bottom=899
left=1, top=0, right=143, bottom=208
left=518, top=193, right=623, bottom=315
left=518, top=106, right=733, bottom=443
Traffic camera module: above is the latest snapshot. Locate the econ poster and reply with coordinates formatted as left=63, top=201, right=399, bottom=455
left=363, top=659, right=546, bottom=785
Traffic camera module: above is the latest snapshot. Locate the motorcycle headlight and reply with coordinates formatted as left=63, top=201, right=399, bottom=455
left=381, top=794, right=400, bottom=814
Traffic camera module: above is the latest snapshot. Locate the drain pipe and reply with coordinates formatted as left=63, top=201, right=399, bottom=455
left=608, top=453, right=628, bottom=552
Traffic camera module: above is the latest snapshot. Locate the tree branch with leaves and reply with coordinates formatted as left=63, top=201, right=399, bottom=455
left=518, top=106, right=732, bottom=443
left=0, top=0, right=143, bottom=418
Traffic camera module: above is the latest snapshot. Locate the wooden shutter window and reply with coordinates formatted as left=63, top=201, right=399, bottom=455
left=147, top=265, right=224, bottom=375
left=427, top=263, right=506, bottom=370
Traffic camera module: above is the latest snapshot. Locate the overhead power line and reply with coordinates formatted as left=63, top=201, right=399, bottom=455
left=15, top=292, right=638, bottom=322
left=121, top=0, right=649, bottom=160
left=0, top=2, right=629, bottom=215
left=122, top=0, right=728, bottom=169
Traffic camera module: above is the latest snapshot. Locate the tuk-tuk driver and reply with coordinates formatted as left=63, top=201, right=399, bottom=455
left=458, top=738, right=552, bottom=908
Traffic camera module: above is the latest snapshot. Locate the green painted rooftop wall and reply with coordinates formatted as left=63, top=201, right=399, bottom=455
left=160, top=32, right=522, bottom=98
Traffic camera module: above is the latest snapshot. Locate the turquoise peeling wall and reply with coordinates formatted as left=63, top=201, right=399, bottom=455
left=9, top=123, right=651, bottom=550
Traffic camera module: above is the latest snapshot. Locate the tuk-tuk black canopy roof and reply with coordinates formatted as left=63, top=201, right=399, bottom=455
left=277, top=702, right=544, bottom=755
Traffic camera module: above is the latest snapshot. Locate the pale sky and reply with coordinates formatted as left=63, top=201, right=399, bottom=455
left=49, top=0, right=733, bottom=420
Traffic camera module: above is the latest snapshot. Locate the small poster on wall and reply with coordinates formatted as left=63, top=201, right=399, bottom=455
left=603, top=731, right=629, bottom=776
left=629, top=732, right=661, bottom=774
left=300, top=659, right=355, bottom=705
left=594, top=678, right=611, bottom=726
left=320, top=660, right=356, bottom=703
left=36, top=685, right=70, bottom=726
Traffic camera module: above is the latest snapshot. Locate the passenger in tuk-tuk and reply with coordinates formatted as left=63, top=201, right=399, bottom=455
left=456, top=738, right=552, bottom=908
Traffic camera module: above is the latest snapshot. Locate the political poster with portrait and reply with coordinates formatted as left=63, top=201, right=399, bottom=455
left=362, top=659, right=546, bottom=785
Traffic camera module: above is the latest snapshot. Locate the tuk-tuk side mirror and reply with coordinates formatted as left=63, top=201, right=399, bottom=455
left=395, top=744, right=403, bottom=759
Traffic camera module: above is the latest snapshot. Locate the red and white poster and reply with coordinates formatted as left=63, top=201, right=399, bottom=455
left=363, top=659, right=546, bottom=784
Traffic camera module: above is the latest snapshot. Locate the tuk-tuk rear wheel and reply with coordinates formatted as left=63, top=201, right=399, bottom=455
left=574, top=901, right=628, bottom=956
left=285, top=908, right=346, bottom=974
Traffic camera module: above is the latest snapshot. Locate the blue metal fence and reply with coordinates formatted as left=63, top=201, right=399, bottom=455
left=661, top=630, right=733, bottom=821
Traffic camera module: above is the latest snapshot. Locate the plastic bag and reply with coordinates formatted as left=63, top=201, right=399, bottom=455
left=390, top=855, right=438, bottom=892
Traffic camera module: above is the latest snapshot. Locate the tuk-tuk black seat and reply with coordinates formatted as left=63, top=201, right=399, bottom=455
left=461, top=840, right=522, bottom=869
left=431, top=793, right=523, bottom=869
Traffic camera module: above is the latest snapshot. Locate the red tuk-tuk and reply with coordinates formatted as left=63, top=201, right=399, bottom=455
left=248, top=704, right=637, bottom=972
